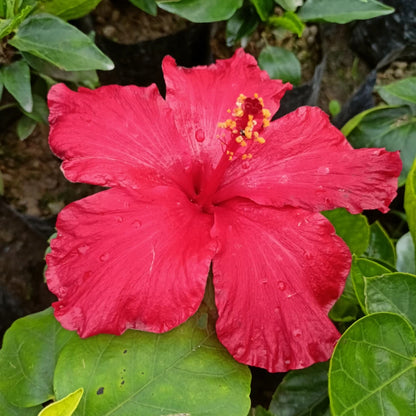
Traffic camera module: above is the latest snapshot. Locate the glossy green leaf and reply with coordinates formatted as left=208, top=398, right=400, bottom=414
left=365, top=273, right=416, bottom=331
left=342, top=105, right=415, bottom=186
left=364, top=221, right=396, bottom=266
left=396, top=232, right=416, bottom=275
left=128, top=0, right=158, bottom=15
left=251, top=0, right=274, bottom=21
left=226, top=6, right=259, bottom=46
left=38, top=388, right=83, bottom=416
left=9, top=14, right=114, bottom=71
left=329, top=313, right=416, bottom=415
left=37, top=0, right=101, bottom=21
left=377, top=77, right=416, bottom=109
left=350, top=256, right=392, bottom=312
left=0, top=308, right=77, bottom=407
left=17, top=114, right=37, bottom=140
left=274, top=0, right=303, bottom=11
left=269, top=361, right=330, bottom=416
left=268, top=11, right=304, bottom=37
left=53, top=310, right=251, bottom=416
left=323, top=208, right=370, bottom=256
left=1, top=59, right=32, bottom=112
left=405, top=158, right=416, bottom=263
left=298, top=0, right=394, bottom=23
left=258, top=45, right=301, bottom=85
left=157, top=0, right=243, bottom=22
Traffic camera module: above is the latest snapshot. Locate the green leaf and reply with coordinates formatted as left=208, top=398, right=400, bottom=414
left=226, top=6, right=259, bottom=46
left=157, top=0, right=243, bottom=22
left=269, top=361, right=330, bottom=416
left=254, top=406, right=274, bottom=416
left=38, top=388, right=83, bottom=416
left=405, top=157, right=416, bottom=263
left=0, top=392, right=41, bottom=415
left=328, top=99, right=341, bottom=117
left=0, top=308, right=77, bottom=407
left=274, top=0, right=303, bottom=11
left=342, top=105, right=415, bottom=186
left=258, top=45, right=301, bottom=85
left=298, top=0, right=394, bottom=23
left=377, top=77, right=416, bottom=109
left=21, top=93, right=49, bottom=124
left=9, top=14, right=114, bottom=71
left=37, top=0, right=102, bottom=21
left=323, top=208, right=370, bottom=256
left=250, top=0, right=274, bottom=21
left=364, top=221, right=396, bottom=266
left=53, top=310, right=251, bottom=416
left=365, top=273, right=416, bottom=331
left=128, top=0, right=158, bottom=15
left=1, top=59, right=32, bottom=112
left=268, top=11, right=304, bottom=37
left=0, top=4, right=33, bottom=38
left=329, top=313, right=416, bottom=415
left=350, top=256, right=392, bottom=313
left=396, top=232, right=416, bottom=275
left=16, top=114, right=36, bottom=139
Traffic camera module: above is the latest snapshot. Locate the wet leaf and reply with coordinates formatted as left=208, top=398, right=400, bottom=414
left=269, top=361, right=330, bottom=416
left=329, top=313, right=416, bottom=415
left=9, top=14, right=114, bottom=71
left=298, top=0, right=394, bottom=24
left=38, top=388, right=83, bottom=416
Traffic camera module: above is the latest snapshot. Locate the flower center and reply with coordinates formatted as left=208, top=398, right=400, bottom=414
left=195, top=93, right=271, bottom=210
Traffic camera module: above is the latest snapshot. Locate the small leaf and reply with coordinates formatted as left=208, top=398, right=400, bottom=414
left=226, top=6, right=259, bottom=46
left=21, top=93, right=49, bottom=124
left=157, top=0, right=243, bottom=23
left=254, top=405, right=274, bottom=416
left=269, top=361, right=330, bottom=416
left=38, top=388, right=83, bottom=416
left=9, top=14, right=114, bottom=71
left=377, top=77, right=416, bottom=109
left=274, top=0, right=303, bottom=11
left=37, top=0, right=102, bottom=21
left=53, top=309, right=251, bottom=416
left=128, top=0, right=158, bottom=15
left=268, top=11, right=304, bottom=37
left=1, top=60, right=32, bottom=112
left=298, top=0, right=394, bottom=24
left=17, top=114, right=37, bottom=140
left=342, top=105, right=415, bottom=186
left=250, top=0, right=274, bottom=21
left=365, top=273, right=416, bottom=331
left=0, top=4, right=33, bottom=38
left=0, top=308, right=78, bottom=407
left=364, top=221, right=396, bottom=266
left=405, top=157, right=416, bottom=264
left=323, top=208, right=370, bottom=256
left=396, top=232, right=416, bottom=274
left=258, top=45, right=301, bottom=85
left=329, top=313, right=416, bottom=415
left=328, top=99, right=341, bottom=117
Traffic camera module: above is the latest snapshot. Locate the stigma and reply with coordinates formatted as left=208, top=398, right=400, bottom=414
left=217, top=93, right=271, bottom=162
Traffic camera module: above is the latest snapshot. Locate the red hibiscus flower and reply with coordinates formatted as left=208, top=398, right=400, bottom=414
left=46, top=49, right=401, bottom=372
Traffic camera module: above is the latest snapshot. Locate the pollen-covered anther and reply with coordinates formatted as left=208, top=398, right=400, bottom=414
left=242, top=153, right=253, bottom=160
left=235, top=136, right=247, bottom=147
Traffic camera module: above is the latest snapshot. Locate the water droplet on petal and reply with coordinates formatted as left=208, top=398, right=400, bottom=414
left=293, top=328, right=302, bottom=338
left=284, top=359, right=291, bottom=365
left=77, top=244, right=89, bottom=255
left=100, top=252, right=110, bottom=262
left=278, top=281, right=286, bottom=290
left=195, top=128, right=205, bottom=143
left=261, top=279, right=268, bottom=284
left=317, top=166, right=330, bottom=174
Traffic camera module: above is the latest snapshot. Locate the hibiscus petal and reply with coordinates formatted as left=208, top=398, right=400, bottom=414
left=46, top=186, right=216, bottom=337
left=48, top=83, right=193, bottom=193
left=162, top=49, right=291, bottom=164
left=216, top=106, right=402, bottom=214
left=212, top=199, right=351, bottom=372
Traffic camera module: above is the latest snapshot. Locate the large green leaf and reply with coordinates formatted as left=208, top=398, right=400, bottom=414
left=9, top=14, right=114, bottom=71
left=53, top=310, right=251, bottom=415
left=157, top=0, right=243, bottom=22
left=258, top=45, right=301, bottom=85
left=364, top=221, right=396, bottom=267
left=396, top=232, right=416, bottom=275
left=1, top=59, right=32, bottom=112
left=129, top=0, right=158, bottom=15
left=350, top=256, right=392, bottom=312
left=329, top=313, right=416, bottom=415
left=39, top=388, right=83, bottom=416
left=323, top=208, right=370, bottom=256
left=226, top=6, right=259, bottom=46
left=37, top=0, right=102, bottom=21
left=377, top=77, right=416, bottom=109
left=342, top=105, right=415, bottom=186
left=269, top=361, right=330, bottom=416
left=298, top=0, right=394, bottom=23
left=0, top=392, right=41, bottom=416
left=405, top=158, right=416, bottom=264
left=365, top=273, right=416, bottom=331
left=0, top=308, right=77, bottom=407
